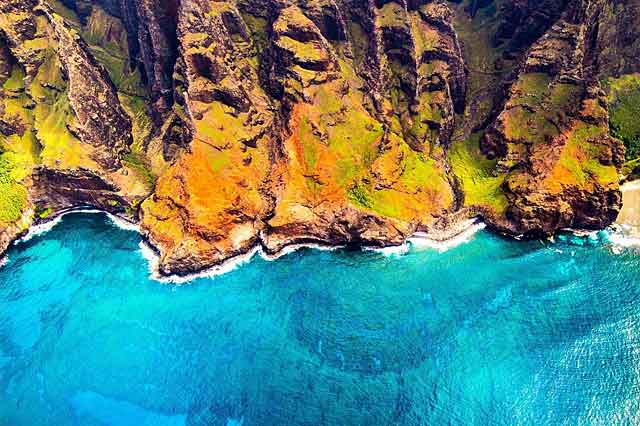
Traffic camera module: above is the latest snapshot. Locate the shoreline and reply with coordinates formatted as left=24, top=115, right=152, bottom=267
left=3, top=193, right=640, bottom=283
left=1, top=206, right=489, bottom=284
left=141, top=216, right=489, bottom=284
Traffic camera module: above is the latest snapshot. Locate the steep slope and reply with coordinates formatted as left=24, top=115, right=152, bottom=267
left=139, top=0, right=469, bottom=274
left=0, top=0, right=152, bottom=251
left=480, top=0, right=624, bottom=235
left=0, top=0, right=638, bottom=275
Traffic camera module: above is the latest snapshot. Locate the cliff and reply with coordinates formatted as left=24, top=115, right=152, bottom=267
left=0, top=0, right=638, bottom=275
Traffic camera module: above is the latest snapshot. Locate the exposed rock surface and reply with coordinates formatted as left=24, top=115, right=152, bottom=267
left=481, top=0, right=626, bottom=236
left=0, top=0, right=638, bottom=275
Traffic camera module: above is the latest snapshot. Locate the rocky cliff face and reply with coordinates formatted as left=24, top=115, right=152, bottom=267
left=0, top=0, right=638, bottom=275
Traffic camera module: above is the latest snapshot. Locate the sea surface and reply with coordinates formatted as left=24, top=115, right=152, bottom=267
left=1, top=212, right=639, bottom=425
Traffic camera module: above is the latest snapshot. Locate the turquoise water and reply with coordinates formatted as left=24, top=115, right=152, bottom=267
left=1, top=213, right=639, bottom=425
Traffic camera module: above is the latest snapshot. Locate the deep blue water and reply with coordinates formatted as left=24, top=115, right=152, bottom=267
left=1, top=213, right=639, bottom=425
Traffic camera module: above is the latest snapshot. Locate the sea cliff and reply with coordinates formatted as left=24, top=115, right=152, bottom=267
left=1, top=0, right=639, bottom=275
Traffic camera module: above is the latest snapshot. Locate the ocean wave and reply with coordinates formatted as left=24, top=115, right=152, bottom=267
left=140, top=241, right=347, bottom=284
left=138, top=242, right=261, bottom=285
left=362, top=243, right=410, bottom=257
left=607, top=225, right=640, bottom=248
left=259, top=242, right=344, bottom=261
left=408, top=220, right=486, bottom=252
left=14, top=208, right=138, bottom=245
left=105, top=213, right=140, bottom=233
left=13, top=208, right=487, bottom=283
left=560, top=228, right=601, bottom=239
left=15, top=214, right=65, bottom=244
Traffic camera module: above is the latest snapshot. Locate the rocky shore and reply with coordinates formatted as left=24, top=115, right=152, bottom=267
left=1, top=0, right=639, bottom=276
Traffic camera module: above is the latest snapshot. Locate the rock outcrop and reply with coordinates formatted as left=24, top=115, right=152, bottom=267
left=481, top=0, right=625, bottom=235
left=0, top=0, right=638, bottom=275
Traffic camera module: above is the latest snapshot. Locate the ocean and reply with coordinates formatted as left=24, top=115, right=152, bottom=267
left=1, top=212, right=638, bottom=425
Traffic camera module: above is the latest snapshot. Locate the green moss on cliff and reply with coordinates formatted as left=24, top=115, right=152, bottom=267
left=450, top=133, right=508, bottom=214
left=81, top=7, right=146, bottom=96
left=120, top=94, right=152, bottom=150
left=452, top=0, right=511, bottom=129
left=0, top=156, right=27, bottom=223
left=2, top=66, right=25, bottom=92
left=377, top=2, right=408, bottom=29
left=603, top=74, right=640, bottom=161
left=123, top=151, right=155, bottom=190
left=559, top=123, right=618, bottom=186
left=348, top=135, right=453, bottom=221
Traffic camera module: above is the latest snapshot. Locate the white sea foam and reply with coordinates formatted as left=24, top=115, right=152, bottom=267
left=408, top=220, right=487, bottom=252
left=0, top=256, right=8, bottom=269
left=259, top=242, right=343, bottom=261
left=560, top=228, right=601, bottom=239
left=140, top=240, right=346, bottom=284
left=138, top=241, right=262, bottom=285
left=608, top=227, right=640, bottom=248
left=363, top=243, right=410, bottom=257
left=142, top=220, right=488, bottom=282
left=104, top=213, right=140, bottom=232
left=11, top=207, right=489, bottom=283
left=16, top=214, right=65, bottom=244
left=15, top=208, right=137, bottom=244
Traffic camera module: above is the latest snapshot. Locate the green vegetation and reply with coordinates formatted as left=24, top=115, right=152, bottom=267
left=347, top=182, right=373, bottom=209
left=0, top=157, right=27, bottom=224
left=450, top=133, right=508, bottom=213
left=2, top=66, right=25, bottom=92
left=242, top=14, right=269, bottom=54
left=330, top=112, right=382, bottom=186
left=277, top=36, right=325, bottom=62
left=123, top=152, right=155, bottom=190
left=36, top=206, right=54, bottom=219
left=120, top=94, right=153, bottom=150
left=298, top=117, right=319, bottom=170
left=348, top=135, right=452, bottom=221
left=452, top=0, right=511, bottom=128
left=559, top=123, right=618, bottom=185
left=82, top=7, right=146, bottom=96
left=34, top=90, right=87, bottom=168
left=500, top=74, right=581, bottom=146
left=377, top=2, right=408, bottom=29
left=603, top=74, right=640, bottom=161
left=410, top=14, right=438, bottom=54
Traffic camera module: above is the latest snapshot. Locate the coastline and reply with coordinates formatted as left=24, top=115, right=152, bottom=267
left=0, top=206, right=489, bottom=284
left=3, top=178, right=640, bottom=284
left=140, top=216, right=489, bottom=284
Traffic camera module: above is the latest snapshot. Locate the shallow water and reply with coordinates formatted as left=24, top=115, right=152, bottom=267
left=1, top=213, right=639, bottom=425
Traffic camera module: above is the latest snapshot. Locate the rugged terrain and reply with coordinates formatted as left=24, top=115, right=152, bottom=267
left=0, top=0, right=638, bottom=275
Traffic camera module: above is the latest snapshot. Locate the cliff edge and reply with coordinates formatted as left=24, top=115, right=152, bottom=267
left=1, top=0, right=638, bottom=275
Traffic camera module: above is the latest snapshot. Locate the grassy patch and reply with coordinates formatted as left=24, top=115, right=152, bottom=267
left=36, top=206, right=54, bottom=219
left=119, top=94, right=152, bottom=150
left=0, top=156, right=27, bottom=224
left=558, top=123, right=618, bottom=186
left=123, top=152, right=155, bottom=190
left=276, top=36, right=326, bottom=63
left=34, top=91, right=87, bottom=168
left=347, top=182, right=373, bottom=209
left=603, top=74, right=640, bottom=161
left=450, top=133, right=508, bottom=214
left=2, top=66, right=25, bottom=92
left=298, top=117, right=319, bottom=170
left=348, top=134, right=453, bottom=221
left=377, top=2, right=408, bottom=29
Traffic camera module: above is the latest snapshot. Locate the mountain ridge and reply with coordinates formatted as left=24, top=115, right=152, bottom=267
left=0, top=0, right=638, bottom=275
